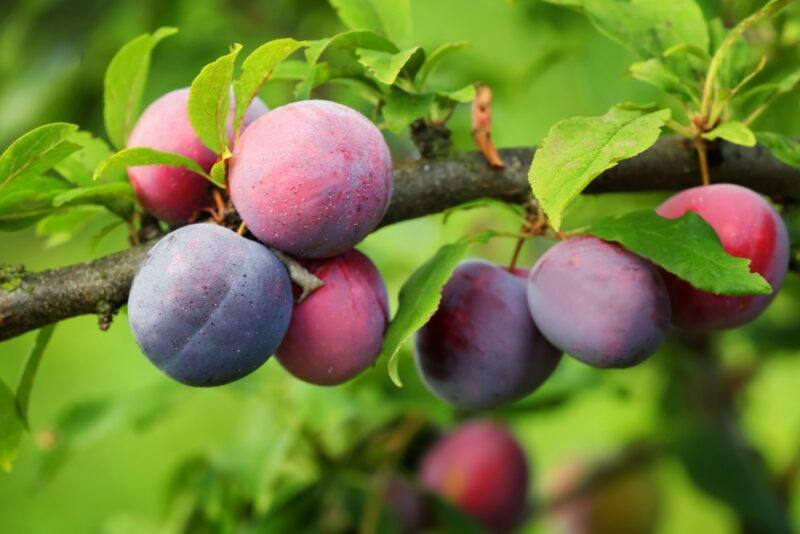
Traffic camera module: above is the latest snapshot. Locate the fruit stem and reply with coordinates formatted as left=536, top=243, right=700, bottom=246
left=508, top=237, right=525, bottom=272
left=693, top=137, right=711, bottom=187
left=236, top=222, right=247, bottom=236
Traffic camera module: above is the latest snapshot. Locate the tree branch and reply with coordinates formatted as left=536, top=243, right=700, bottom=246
left=1, top=136, right=799, bottom=342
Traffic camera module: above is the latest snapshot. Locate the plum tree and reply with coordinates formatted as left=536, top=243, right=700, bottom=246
left=128, top=223, right=292, bottom=386
left=276, top=249, right=389, bottom=385
left=419, top=420, right=529, bottom=532
left=228, top=100, right=393, bottom=258
left=127, top=88, right=267, bottom=224
left=415, top=261, right=562, bottom=410
left=656, top=184, right=790, bottom=330
left=527, top=236, right=671, bottom=368
left=549, top=461, right=661, bottom=534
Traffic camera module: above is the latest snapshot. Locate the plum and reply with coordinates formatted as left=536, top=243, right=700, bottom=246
left=415, top=260, right=561, bottom=410
left=228, top=100, right=393, bottom=258
left=527, top=236, right=670, bottom=368
left=657, top=184, right=790, bottom=330
left=419, top=420, right=529, bottom=532
left=127, top=88, right=267, bottom=224
left=128, top=223, right=292, bottom=386
left=276, top=249, right=388, bottom=385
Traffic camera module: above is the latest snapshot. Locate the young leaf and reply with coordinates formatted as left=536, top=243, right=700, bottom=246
left=305, top=30, right=397, bottom=67
left=16, top=325, right=56, bottom=428
left=355, top=46, right=424, bottom=84
left=756, top=132, right=800, bottom=168
left=382, top=237, right=474, bottom=386
left=586, top=210, right=772, bottom=296
left=437, top=84, right=476, bottom=103
left=233, top=38, right=306, bottom=134
left=0, top=379, right=24, bottom=471
left=54, top=132, right=119, bottom=186
left=415, top=41, right=470, bottom=87
left=0, top=123, right=80, bottom=189
left=0, top=175, right=71, bottom=231
left=209, top=159, right=227, bottom=187
left=383, top=87, right=434, bottom=132
left=188, top=44, right=242, bottom=155
left=701, top=121, right=756, bottom=146
left=52, top=183, right=137, bottom=221
left=93, top=147, right=213, bottom=183
left=329, top=0, right=412, bottom=43
left=583, top=0, right=709, bottom=59
left=529, top=105, right=670, bottom=230
left=629, top=59, right=698, bottom=102
left=36, top=206, right=105, bottom=247
left=103, top=27, right=178, bottom=149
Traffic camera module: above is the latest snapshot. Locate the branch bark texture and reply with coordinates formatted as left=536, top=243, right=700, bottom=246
left=2, top=136, right=799, bottom=341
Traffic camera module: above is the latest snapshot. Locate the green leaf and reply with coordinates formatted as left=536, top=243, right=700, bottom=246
left=383, top=87, right=434, bottom=132
left=305, top=30, right=397, bottom=66
left=415, top=41, right=470, bottom=87
left=54, top=132, right=119, bottom=186
left=583, top=0, right=709, bottom=59
left=233, top=38, right=306, bottom=134
left=355, top=46, right=424, bottom=84
left=586, top=210, right=771, bottom=296
left=629, top=59, right=698, bottom=101
left=188, top=44, right=242, bottom=155
left=329, top=0, right=412, bottom=43
left=529, top=105, right=670, bottom=230
left=103, top=27, right=178, bottom=149
left=36, top=206, right=105, bottom=247
left=16, top=325, right=56, bottom=428
left=0, top=379, right=24, bottom=471
left=756, top=132, right=800, bottom=168
left=438, top=84, right=476, bottom=103
left=701, top=121, right=755, bottom=146
left=382, top=237, right=475, bottom=386
left=0, top=175, right=71, bottom=231
left=93, top=147, right=213, bottom=183
left=209, top=160, right=227, bottom=187
left=52, top=183, right=137, bottom=221
left=0, top=123, right=80, bottom=189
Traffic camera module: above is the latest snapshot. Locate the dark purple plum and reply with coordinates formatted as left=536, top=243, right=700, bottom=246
left=276, top=249, right=389, bottom=385
left=419, top=420, right=529, bottom=532
left=229, top=100, right=393, bottom=258
left=657, top=184, right=790, bottom=330
left=128, top=223, right=292, bottom=386
left=527, top=236, right=670, bottom=368
left=127, top=88, right=267, bottom=224
left=415, top=260, right=561, bottom=410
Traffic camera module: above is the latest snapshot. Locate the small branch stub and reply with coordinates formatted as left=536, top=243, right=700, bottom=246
left=270, top=249, right=325, bottom=302
left=472, top=84, right=505, bottom=169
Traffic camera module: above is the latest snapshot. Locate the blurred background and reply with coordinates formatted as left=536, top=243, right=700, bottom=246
left=2, top=0, right=800, bottom=532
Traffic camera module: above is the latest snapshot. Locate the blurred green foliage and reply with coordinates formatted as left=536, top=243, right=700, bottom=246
left=2, top=0, right=800, bottom=532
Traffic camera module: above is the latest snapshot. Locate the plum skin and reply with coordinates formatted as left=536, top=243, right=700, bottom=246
left=276, top=249, right=389, bottom=385
left=127, top=88, right=267, bottom=224
left=229, top=99, right=393, bottom=258
left=527, top=236, right=671, bottom=368
left=419, top=420, right=529, bottom=532
left=415, top=260, right=562, bottom=410
left=128, top=223, right=292, bottom=387
left=657, top=183, right=790, bottom=330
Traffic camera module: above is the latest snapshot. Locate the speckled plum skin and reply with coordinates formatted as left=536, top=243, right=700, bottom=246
left=128, top=224, right=292, bottom=386
left=657, top=184, right=789, bottom=330
left=419, top=420, right=529, bottom=532
left=527, top=237, right=671, bottom=368
left=228, top=100, right=393, bottom=258
left=127, top=88, right=267, bottom=224
left=415, top=261, right=561, bottom=410
left=276, top=249, right=388, bottom=385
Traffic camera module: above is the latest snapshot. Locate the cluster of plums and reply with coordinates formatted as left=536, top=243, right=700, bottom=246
left=128, top=90, right=393, bottom=387
left=416, top=183, right=790, bottom=409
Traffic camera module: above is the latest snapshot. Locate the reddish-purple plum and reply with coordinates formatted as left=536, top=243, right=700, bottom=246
left=128, top=223, right=292, bottom=386
left=127, top=88, right=267, bottom=224
left=229, top=100, right=393, bottom=258
left=276, top=249, right=388, bottom=385
left=657, top=184, right=789, bottom=330
left=527, top=237, right=670, bottom=368
left=419, top=420, right=529, bottom=532
left=415, top=260, right=561, bottom=410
